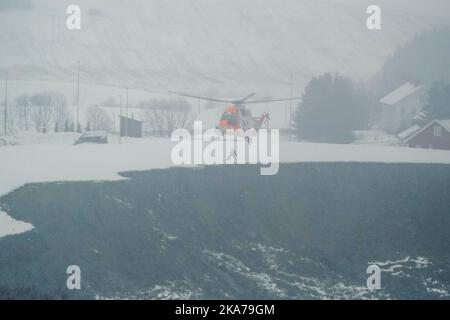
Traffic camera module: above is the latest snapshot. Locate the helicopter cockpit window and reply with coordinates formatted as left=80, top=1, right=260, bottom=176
left=221, top=113, right=238, bottom=125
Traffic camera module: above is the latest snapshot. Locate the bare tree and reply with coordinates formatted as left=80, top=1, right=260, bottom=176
left=85, top=105, right=113, bottom=132
left=51, top=92, right=70, bottom=131
left=27, top=91, right=71, bottom=133
left=142, top=98, right=192, bottom=137
left=15, top=94, right=30, bottom=131
left=30, top=93, right=53, bottom=133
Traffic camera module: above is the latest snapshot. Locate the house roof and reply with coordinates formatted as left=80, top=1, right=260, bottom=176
left=119, top=115, right=143, bottom=123
left=397, top=125, right=421, bottom=139
left=99, top=106, right=144, bottom=124
left=380, top=82, right=422, bottom=106
left=440, top=119, right=450, bottom=131
left=404, top=119, right=450, bottom=143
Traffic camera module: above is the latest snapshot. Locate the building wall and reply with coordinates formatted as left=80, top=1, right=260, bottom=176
left=120, top=117, right=143, bottom=138
left=380, top=106, right=398, bottom=133
left=407, top=123, right=450, bottom=150
left=380, top=90, right=425, bottom=134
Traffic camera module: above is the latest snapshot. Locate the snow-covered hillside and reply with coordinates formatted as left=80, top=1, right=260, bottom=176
left=1, top=0, right=450, bottom=99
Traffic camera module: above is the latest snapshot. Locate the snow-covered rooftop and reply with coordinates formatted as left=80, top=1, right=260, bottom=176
left=404, top=119, right=450, bottom=143
left=398, top=125, right=421, bottom=139
left=439, top=119, right=450, bottom=131
left=380, top=83, right=423, bottom=106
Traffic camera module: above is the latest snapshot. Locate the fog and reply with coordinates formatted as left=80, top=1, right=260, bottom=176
left=1, top=0, right=450, bottom=301
left=1, top=0, right=449, bottom=101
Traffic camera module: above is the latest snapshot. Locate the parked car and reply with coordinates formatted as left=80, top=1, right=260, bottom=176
left=74, top=131, right=108, bottom=145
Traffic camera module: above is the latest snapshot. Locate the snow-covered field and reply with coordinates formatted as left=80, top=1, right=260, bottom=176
left=0, top=209, right=34, bottom=238
left=2, top=136, right=450, bottom=198
left=2, top=135, right=450, bottom=238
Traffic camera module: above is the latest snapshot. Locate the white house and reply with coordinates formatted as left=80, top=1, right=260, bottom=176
left=379, top=82, right=425, bottom=134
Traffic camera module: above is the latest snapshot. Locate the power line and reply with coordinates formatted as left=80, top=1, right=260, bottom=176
left=125, top=87, right=129, bottom=139
left=76, top=60, right=80, bottom=131
left=4, top=71, right=7, bottom=136
left=289, top=74, right=293, bottom=126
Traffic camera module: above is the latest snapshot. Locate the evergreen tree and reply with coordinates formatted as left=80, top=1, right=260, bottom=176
left=373, top=28, right=450, bottom=97
left=292, top=73, right=370, bottom=143
left=424, top=82, right=450, bottom=120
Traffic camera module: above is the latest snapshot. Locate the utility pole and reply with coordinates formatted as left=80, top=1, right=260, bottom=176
left=4, top=71, right=7, bottom=136
left=76, top=60, right=80, bottom=132
left=125, top=87, right=129, bottom=140
left=118, top=94, right=123, bottom=144
left=289, top=74, right=293, bottom=126
left=118, top=94, right=123, bottom=117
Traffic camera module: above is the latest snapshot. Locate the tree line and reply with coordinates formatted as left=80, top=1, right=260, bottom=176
left=292, top=28, right=450, bottom=143
left=13, top=91, right=72, bottom=133
left=9, top=91, right=115, bottom=134
left=5, top=92, right=192, bottom=137
left=292, top=73, right=374, bottom=143
left=291, top=72, right=450, bottom=143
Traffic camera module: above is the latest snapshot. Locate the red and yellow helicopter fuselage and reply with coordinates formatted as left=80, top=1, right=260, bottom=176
left=218, top=104, right=268, bottom=132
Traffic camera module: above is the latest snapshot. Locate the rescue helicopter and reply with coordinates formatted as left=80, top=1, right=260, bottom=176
left=172, top=92, right=301, bottom=132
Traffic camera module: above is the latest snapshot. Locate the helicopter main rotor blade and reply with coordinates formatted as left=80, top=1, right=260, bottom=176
left=170, top=91, right=233, bottom=103
left=170, top=91, right=301, bottom=106
left=238, top=92, right=256, bottom=103
left=245, top=97, right=302, bottom=104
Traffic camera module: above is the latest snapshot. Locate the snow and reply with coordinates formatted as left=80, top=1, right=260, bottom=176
left=7, top=132, right=80, bottom=146
left=353, top=130, right=399, bottom=146
left=0, top=138, right=173, bottom=198
left=204, top=247, right=389, bottom=299
left=2, top=0, right=450, bottom=143
left=280, top=141, right=450, bottom=165
left=397, top=125, right=421, bottom=139
left=2, top=0, right=450, bottom=105
left=380, top=82, right=422, bottom=106
left=0, top=209, right=34, bottom=238
left=404, top=119, right=450, bottom=143
left=368, top=256, right=448, bottom=297
left=96, top=280, right=204, bottom=300
left=2, top=136, right=450, bottom=238
left=438, top=119, right=450, bottom=132
left=79, top=131, right=107, bottom=138
left=204, top=250, right=287, bottom=297
left=2, top=138, right=450, bottom=197
left=2, top=138, right=450, bottom=199
left=369, top=256, right=433, bottom=274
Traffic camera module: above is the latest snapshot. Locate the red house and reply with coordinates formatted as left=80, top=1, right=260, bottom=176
left=404, top=119, right=450, bottom=150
